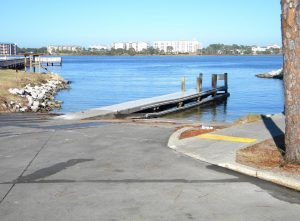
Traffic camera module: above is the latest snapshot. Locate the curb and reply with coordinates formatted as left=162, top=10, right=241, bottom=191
left=168, top=127, right=300, bottom=192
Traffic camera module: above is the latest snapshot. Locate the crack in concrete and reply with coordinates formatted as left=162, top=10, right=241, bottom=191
left=0, top=131, right=56, bottom=205
left=1, top=178, right=243, bottom=184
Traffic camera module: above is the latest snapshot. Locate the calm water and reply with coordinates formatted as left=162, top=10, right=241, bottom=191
left=49, top=56, right=283, bottom=123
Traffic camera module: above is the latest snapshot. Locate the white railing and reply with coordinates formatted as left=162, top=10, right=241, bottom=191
left=34, top=57, right=62, bottom=63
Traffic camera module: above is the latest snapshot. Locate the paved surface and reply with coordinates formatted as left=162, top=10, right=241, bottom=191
left=1, top=113, right=300, bottom=220
left=169, top=114, right=300, bottom=191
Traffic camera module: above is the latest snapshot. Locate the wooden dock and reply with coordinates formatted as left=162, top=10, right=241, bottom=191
left=60, top=73, right=229, bottom=120
left=0, top=58, right=25, bottom=69
left=33, top=57, right=62, bottom=66
left=0, top=55, right=62, bottom=71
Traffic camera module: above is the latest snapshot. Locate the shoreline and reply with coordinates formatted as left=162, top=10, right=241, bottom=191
left=0, top=69, right=70, bottom=113
left=42, top=54, right=283, bottom=57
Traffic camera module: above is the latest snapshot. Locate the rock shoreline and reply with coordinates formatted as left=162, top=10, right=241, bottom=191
left=255, top=69, right=283, bottom=79
left=4, top=76, right=70, bottom=112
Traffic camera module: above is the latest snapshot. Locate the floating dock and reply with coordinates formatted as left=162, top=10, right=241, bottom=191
left=60, top=73, right=229, bottom=120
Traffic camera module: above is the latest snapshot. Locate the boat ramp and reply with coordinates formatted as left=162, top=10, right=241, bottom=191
left=60, top=73, right=229, bottom=120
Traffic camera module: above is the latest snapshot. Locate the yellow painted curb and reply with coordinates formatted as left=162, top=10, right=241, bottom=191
left=197, top=133, right=257, bottom=143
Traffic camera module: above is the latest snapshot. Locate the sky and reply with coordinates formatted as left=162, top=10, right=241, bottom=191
left=0, top=0, right=282, bottom=48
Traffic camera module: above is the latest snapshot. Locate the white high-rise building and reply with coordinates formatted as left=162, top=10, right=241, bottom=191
left=113, top=42, right=148, bottom=52
left=113, top=42, right=126, bottom=50
left=47, top=45, right=82, bottom=54
left=89, top=45, right=110, bottom=50
left=153, top=40, right=201, bottom=54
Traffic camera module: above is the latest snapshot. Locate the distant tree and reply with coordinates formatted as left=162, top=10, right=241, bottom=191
left=128, top=48, right=136, bottom=56
left=243, top=47, right=253, bottom=55
left=159, top=50, right=165, bottom=55
left=147, top=46, right=156, bottom=55
left=167, top=46, right=173, bottom=54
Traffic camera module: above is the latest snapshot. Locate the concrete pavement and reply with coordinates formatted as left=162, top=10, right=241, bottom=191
left=168, top=113, right=300, bottom=191
left=1, top=113, right=300, bottom=220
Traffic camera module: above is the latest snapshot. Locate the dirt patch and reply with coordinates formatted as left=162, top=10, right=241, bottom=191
left=179, top=128, right=215, bottom=139
left=236, top=135, right=300, bottom=173
left=177, top=125, right=227, bottom=139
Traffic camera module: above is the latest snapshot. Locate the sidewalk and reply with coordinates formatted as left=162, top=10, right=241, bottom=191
left=168, top=114, right=300, bottom=191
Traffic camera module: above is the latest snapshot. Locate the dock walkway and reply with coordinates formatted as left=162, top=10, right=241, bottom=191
left=0, top=58, right=24, bottom=69
left=60, top=73, right=229, bottom=120
left=60, top=90, right=228, bottom=120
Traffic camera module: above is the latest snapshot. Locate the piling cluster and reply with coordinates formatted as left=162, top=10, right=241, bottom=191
left=6, top=79, right=69, bottom=112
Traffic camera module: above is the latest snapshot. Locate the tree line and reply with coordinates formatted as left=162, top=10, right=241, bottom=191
left=17, top=44, right=281, bottom=56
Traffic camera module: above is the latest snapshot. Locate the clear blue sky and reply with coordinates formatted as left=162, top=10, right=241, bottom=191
left=1, top=0, right=281, bottom=47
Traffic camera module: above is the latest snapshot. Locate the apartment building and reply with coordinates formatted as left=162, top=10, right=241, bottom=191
left=112, top=42, right=148, bottom=52
left=153, top=40, right=201, bottom=54
left=113, top=42, right=126, bottom=50
left=252, top=44, right=281, bottom=54
left=47, top=45, right=82, bottom=54
left=0, top=43, right=17, bottom=56
left=89, top=45, right=110, bottom=50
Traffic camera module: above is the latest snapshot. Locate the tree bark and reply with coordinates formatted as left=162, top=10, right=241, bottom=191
left=281, top=0, right=300, bottom=163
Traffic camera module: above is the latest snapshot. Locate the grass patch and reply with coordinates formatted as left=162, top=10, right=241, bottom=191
left=0, top=69, right=61, bottom=112
left=234, top=114, right=263, bottom=125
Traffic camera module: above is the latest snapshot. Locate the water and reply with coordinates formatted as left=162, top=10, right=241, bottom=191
left=48, top=56, right=283, bottom=123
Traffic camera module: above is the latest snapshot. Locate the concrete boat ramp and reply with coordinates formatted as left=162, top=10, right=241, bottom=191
left=59, top=73, right=229, bottom=120
left=59, top=89, right=229, bottom=120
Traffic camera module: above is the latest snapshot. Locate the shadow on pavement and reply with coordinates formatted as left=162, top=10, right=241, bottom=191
left=262, top=116, right=285, bottom=154
left=206, top=164, right=300, bottom=205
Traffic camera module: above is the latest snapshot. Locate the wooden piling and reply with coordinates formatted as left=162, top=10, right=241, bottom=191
left=224, top=73, right=228, bottom=93
left=24, top=57, right=27, bottom=71
left=196, top=73, right=203, bottom=93
left=181, top=77, right=186, bottom=92
left=29, top=57, right=32, bottom=73
left=212, top=74, right=217, bottom=88
left=212, top=74, right=217, bottom=96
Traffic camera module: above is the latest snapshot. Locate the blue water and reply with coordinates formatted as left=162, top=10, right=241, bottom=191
left=49, top=56, right=283, bottom=122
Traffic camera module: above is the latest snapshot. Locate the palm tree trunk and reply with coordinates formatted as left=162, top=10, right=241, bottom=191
left=281, top=0, right=300, bottom=163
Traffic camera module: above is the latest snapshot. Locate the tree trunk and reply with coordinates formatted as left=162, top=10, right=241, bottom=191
left=281, top=0, right=300, bottom=163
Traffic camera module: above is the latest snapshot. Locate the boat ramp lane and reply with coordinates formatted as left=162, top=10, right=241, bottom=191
left=59, top=73, right=230, bottom=120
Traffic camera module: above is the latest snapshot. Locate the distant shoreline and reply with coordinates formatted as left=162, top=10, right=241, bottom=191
left=48, top=54, right=283, bottom=57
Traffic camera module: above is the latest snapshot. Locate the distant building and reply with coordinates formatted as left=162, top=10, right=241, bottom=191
left=251, top=46, right=268, bottom=54
left=136, top=42, right=148, bottom=52
left=0, top=43, right=17, bottom=56
left=47, top=45, right=82, bottom=54
left=112, top=42, right=149, bottom=52
left=153, top=40, right=201, bottom=54
left=267, top=44, right=281, bottom=50
left=89, top=45, right=110, bottom=50
left=113, top=42, right=126, bottom=50
left=252, top=44, right=281, bottom=54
